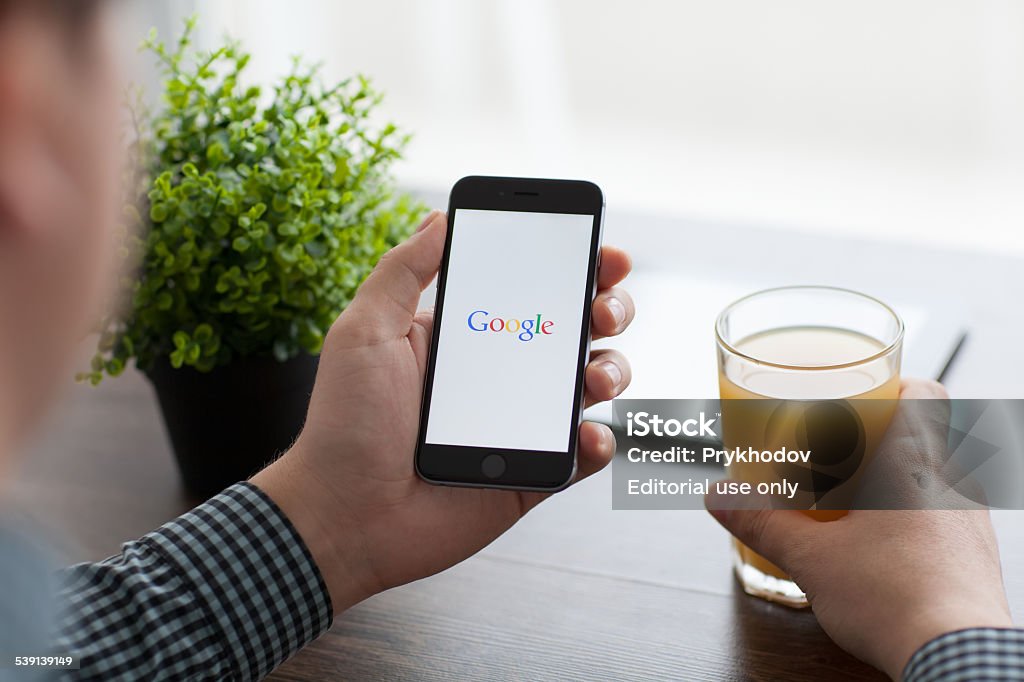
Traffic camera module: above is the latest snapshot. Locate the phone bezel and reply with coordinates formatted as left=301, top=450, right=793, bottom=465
left=414, top=176, right=605, bottom=491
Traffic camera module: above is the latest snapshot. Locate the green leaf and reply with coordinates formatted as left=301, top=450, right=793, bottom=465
left=206, top=141, right=230, bottom=166
left=244, top=256, right=267, bottom=272
left=275, top=243, right=299, bottom=263
left=203, top=335, right=221, bottom=357
left=303, top=241, right=326, bottom=258
left=149, top=203, right=169, bottom=222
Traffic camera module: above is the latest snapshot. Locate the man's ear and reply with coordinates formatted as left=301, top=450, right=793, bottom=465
left=0, top=16, right=68, bottom=238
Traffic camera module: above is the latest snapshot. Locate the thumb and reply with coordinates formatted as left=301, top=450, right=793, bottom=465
left=705, top=487, right=822, bottom=574
left=348, top=210, right=447, bottom=339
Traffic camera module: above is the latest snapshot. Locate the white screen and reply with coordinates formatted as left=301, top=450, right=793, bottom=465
left=424, top=209, right=595, bottom=452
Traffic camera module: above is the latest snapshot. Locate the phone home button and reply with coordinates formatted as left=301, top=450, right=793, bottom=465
left=481, top=454, right=506, bottom=479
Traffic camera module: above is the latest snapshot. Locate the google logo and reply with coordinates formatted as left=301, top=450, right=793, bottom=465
left=467, top=310, right=554, bottom=342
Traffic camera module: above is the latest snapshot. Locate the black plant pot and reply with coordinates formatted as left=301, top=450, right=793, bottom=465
left=147, top=353, right=319, bottom=499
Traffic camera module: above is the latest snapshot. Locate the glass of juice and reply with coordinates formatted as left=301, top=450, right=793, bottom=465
left=715, top=286, right=903, bottom=607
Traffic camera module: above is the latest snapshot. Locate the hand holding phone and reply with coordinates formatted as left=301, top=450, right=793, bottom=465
left=252, top=182, right=633, bottom=612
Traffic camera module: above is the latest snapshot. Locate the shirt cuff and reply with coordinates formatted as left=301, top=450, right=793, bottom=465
left=903, top=627, right=1024, bottom=682
left=142, top=482, right=333, bottom=680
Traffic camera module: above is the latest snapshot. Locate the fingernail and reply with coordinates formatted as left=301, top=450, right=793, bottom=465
left=417, top=210, right=441, bottom=233
left=606, top=296, right=626, bottom=327
left=600, top=360, right=622, bottom=388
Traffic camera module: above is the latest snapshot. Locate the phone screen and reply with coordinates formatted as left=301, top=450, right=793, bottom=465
left=424, top=208, right=596, bottom=453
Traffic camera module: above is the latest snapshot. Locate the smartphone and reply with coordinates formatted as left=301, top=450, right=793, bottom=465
left=415, top=176, right=604, bottom=490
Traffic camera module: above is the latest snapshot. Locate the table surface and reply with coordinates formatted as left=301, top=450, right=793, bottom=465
left=13, top=212, right=1024, bottom=680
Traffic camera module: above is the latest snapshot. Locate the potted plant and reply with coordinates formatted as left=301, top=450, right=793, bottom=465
left=81, top=19, right=423, bottom=497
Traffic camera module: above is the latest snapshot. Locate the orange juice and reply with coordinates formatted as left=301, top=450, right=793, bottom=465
left=718, top=326, right=900, bottom=602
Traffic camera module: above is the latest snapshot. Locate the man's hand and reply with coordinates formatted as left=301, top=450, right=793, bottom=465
left=253, top=210, right=634, bottom=613
left=705, top=379, right=1012, bottom=680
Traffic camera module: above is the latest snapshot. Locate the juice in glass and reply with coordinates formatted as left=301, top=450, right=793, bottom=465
left=716, top=289, right=903, bottom=606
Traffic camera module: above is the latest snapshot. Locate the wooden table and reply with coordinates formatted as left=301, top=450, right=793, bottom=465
left=11, top=367, right=1024, bottom=681
left=13, top=211, right=1024, bottom=680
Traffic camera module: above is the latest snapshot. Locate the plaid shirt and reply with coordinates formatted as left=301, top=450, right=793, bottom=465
left=53, top=482, right=332, bottom=680
left=904, top=628, right=1024, bottom=682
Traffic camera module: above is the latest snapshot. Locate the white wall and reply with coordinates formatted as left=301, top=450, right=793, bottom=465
left=116, top=0, right=1024, bottom=255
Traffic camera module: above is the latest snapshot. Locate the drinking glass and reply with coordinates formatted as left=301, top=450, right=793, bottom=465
left=715, top=286, right=903, bottom=606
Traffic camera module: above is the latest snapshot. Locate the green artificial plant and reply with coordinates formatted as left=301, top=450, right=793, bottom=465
left=81, top=18, right=422, bottom=383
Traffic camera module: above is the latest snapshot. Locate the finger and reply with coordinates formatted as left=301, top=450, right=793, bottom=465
left=517, top=422, right=615, bottom=512
left=882, top=378, right=952, bottom=462
left=346, top=210, right=446, bottom=340
left=409, top=307, right=436, bottom=367
left=704, top=487, right=822, bottom=575
left=584, top=349, right=631, bottom=407
left=591, top=286, right=635, bottom=340
left=412, top=307, right=435, bottom=335
left=597, top=246, right=632, bottom=289
left=899, top=377, right=949, bottom=400
left=898, top=380, right=987, bottom=507
left=576, top=421, right=616, bottom=480
left=858, top=377, right=957, bottom=507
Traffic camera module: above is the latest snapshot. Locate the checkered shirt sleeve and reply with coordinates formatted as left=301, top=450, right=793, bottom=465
left=904, top=628, right=1024, bottom=682
left=52, top=482, right=333, bottom=680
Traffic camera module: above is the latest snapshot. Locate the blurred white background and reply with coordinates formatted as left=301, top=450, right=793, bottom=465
left=115, top=0, right=1024, bottom=256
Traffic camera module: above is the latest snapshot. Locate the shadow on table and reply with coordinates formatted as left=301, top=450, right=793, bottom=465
left=728, top=580, right=887, bottom=682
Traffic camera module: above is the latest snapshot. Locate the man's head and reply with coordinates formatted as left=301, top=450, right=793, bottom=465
left=0, top=0, right=121, bottom=452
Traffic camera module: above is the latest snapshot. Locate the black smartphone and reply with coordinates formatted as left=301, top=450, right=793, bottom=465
left=415, top=176, right=604, bottom=491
